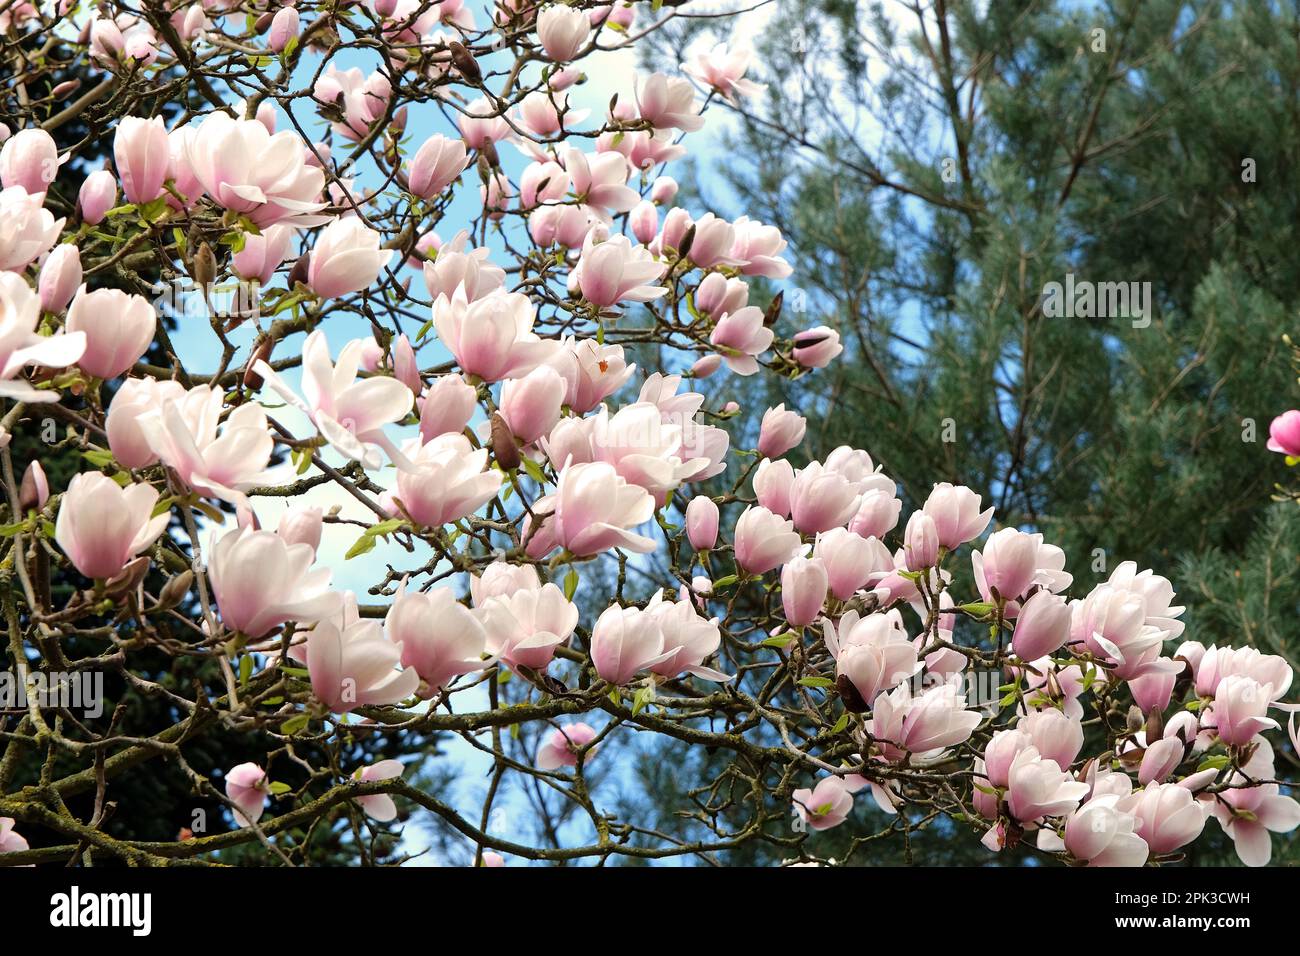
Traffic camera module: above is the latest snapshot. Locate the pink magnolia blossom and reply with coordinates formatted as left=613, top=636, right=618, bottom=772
left=37, top=243, right=81, bottom=314
left=0, top=185, right=63, bottom=273
left=1063, top=795, right=1149, bottom=867
left=0, top=817, right=29, bottom=856
left=1267, top=409, right=1300, bottom=456
left=353, top=760, right=404, bottom=821
left=113, top=116, right=169, bottom=205
left=526, top=461, right=657, bottom=557
left=922, top=482, right=994, bottom=550
left=792, top=776, right=854, bottom=831
left=387, top=582, right=487, bottom=695
left=306, top=217, right=393, bottom=299
left=276, top=506, right=323, bottom=555
left=207, top=527, right=342, bottom=638
left=757, top=404, right=806, bottom=458
left=574, top=234, right=667, bottom=307
left=255, top=329, right=414, bottom=470
left=781, top=556, right=828, bottom=628
left=537, top=723, right=598, bottom=770
left=394, top=433, right=502, bottom=527
left=0, top=128, right=61, bottom=195
left=432, top=286, right=556, bottom=384
left=54, top=472, right=169, bottom=581
left=307, top=601, right=420, bottom=713
left=590, top=600, right=671, bottom=685
left=682, top=43, right=765, bottom=104
left=78, top=170, right=118, bottom=225
left=183, top=112, right=328, bottom=226
left=136, top=383, right=274, bottom=517
left=65, top=285, right=156, bottom=380
left=732, top=505, right=802, bottom=574
left=225, top=762, right=269, bottom=827
left=536, top=5, right=590, bottom=61
left=825, top=609, right=919, bottom=706
left=685, top=495, right=719, bottom=550
left=477, top=582, right=578, bottom=670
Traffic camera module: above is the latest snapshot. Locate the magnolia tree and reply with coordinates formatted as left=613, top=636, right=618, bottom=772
left=0, top=0, right=1297, bottom=869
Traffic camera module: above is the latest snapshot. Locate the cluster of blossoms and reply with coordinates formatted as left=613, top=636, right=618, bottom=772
left=0, top=0, right=1293, bottom=868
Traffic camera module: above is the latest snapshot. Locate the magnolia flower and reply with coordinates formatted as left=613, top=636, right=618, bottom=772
left=105, top=377, right=186, bottom=468
left=307, top=602, right=420, bottom=713
left=422, top=230, right=506, bottom=302
left=789, top=462, right=861, bottom=534
left=406, top=133, right=468, bottom=200
left=565, top=338, right=635, bottom=413
left=1195, top=645, right=1292, bottom=700
left=78, top=170, right=117, bottom=225
left=646, top=591, right=728, bottom=681
left=972, top=527, right=1071, bottom=609
left=1208, top=675, right=1279, bottom=746
left=757, top=404, right=806, bottom=458
left=419, top=373, right=478, bottom=442
left=0, top=185, right=63, bottom=272
left=306, top=217, right=394, bottom=299
left=537, top=723, right=599, bottom=771
left=536, top=5, right=590, bottom=61
left=682, top=43, right=765, bottom=104
left=207, top=527, right=342, bottom=638
left=792, top=776, right=854, bottom=831
left=183, top=113, right=327, bottom=226
left=477, top=582, right=578, bottom=670
left=1018, top=708, right=1083, bottom=771
left=869, top=683, right=981, bottom=761
left=0, top=127, right=61, bottom=195
left=113, top=116, right=169, bottom=205
left=1105, top=561, right=1186, bottom=639
left=526, top=461, right=656, bottom=557
left=0, top=818, right=29, bottom=856
left=54, top=472, right=169, bottom=581
left=255, top=329, right=414, bottom=470
left=733, top=505, right=802, bottom=574
left=499, top=366, right=566, bottom=444
left=1072, top=584, right=1175, bottom=681
left=1010, top=590, right=1071, bottom=662
left=813, top=528, right=892, bottom=600
left=782, top=556, right=828, bottom=628
left=232, top=225, right=295, bottom=286
left=432, top=287, right=556, bottom=383
left=635, top=73, right=703, bottom=132
left=1267, top=410, right=1300, bottom=456
left=728, top=216, right=793, bottom=279
left=38, top=244, right=80, bottom=314
left=825, top=609, right=919, bottom=706
left=394, top=433, right=502, bottom=527
left=753, top=458, right=794, bottom=516
left=564, top=146, right=639, bottom=216
left=470, top=561, right=542, bottom=606
left=921, top=483, right=994, bottom=550
left=276, top=506, right=323, bottom=555
left=573, top=234, right=667, bottom=307
left=313, top=65, right=391, bottom=142
left=1063, top=796, right=1149, bottom=867
left=685, top=495, right=719, bottom=550
left=65, top=285, right=157, bottom=380
left=1209, top=781, right=1300, bottom=866
left=387, top=583, right=487, bottom=696
left=137, top=383, right=274, bottom=518
left=591, top=600, right=672, bottom=685
left=225, top=763, right=269, bottom=828
left=1004, top=747, right=1090, bottom=824
left=709, top=306, right=773, bottom=375
left=792, top=326, right=843, bottom=368
left=354, top=760, right=404, bottom=821
left=0, top=271, right=85, bottom=403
